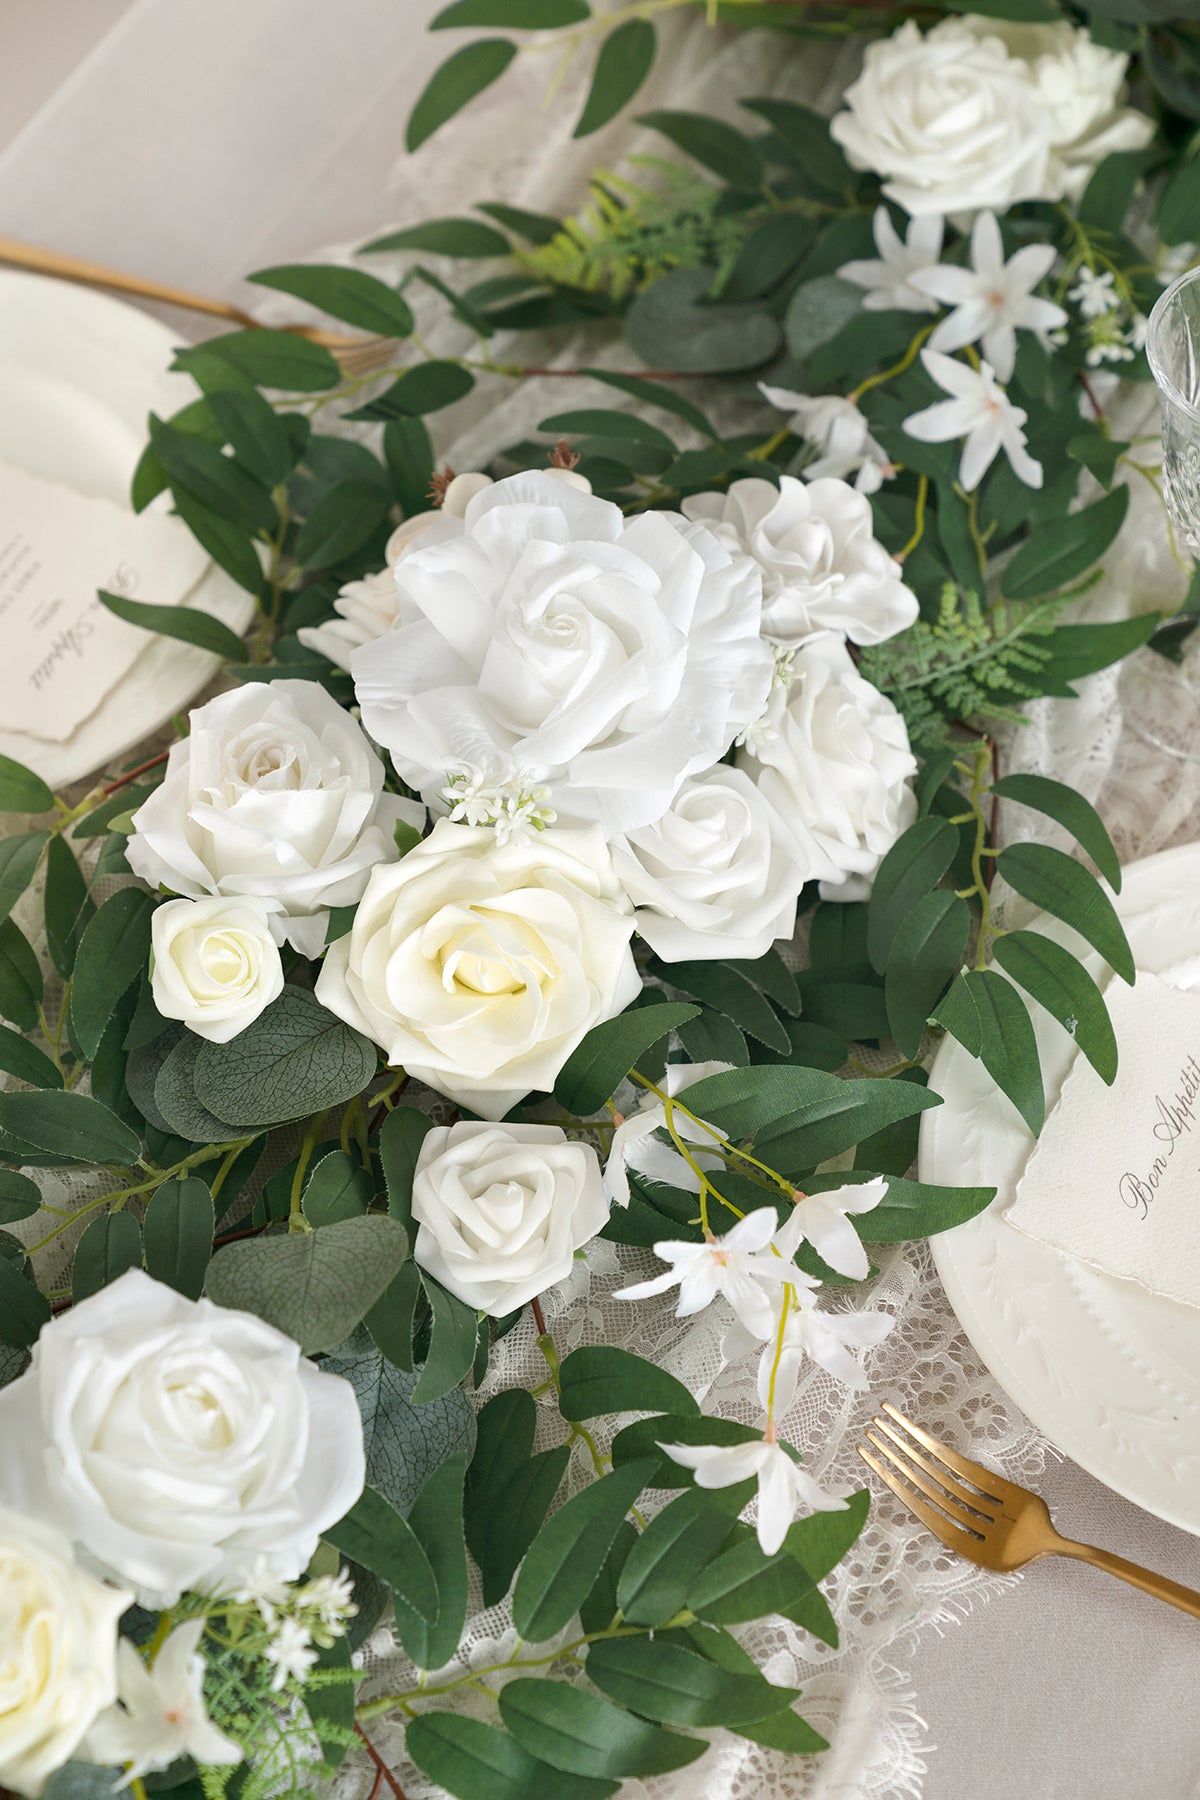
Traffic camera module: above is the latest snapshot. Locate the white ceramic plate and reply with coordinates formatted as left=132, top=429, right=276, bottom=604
left=0, top=267, right=254, bottom=788
left=920, top=841, right=1200, bottom=1535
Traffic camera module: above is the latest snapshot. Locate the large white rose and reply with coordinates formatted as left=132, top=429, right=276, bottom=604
left=738, top=634, right=917, bottom=899
left=683, top=476, right=918, bottom=649
left=613, top=765, right=823, bottom=963
left=350, top=471, right=772, bottom=835
left=957, top=16, right=1153, bottom=201
left=150, top=895, right=284, bottom=1043
left=0, top=1508, right=129, bottom=1799
left=126, top=680, right=420, bottom=958
left=0, top=1271, right=366, bottom=1608
left=315, top=819, right=640, bottom=1118
left=411, top=1121, right=608, bottom=1314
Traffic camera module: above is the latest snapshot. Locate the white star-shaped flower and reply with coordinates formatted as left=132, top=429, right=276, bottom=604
left=603, top=1063, right=732, bottom=1208
left=758, top=1297, right=894, bottom=1410
left=914, top=211, right=1066, bottom=382
left=614, top=1208, right=815, bottom=1339
left=265, top=1618, right=317, bottom=1691
left=903, top=350, right=1043, bottom=492
left=839, top=207, right=944, bottom=315
left=86, top=1622, right=242, bottom=1782
left=759, top=385, right=893, bottom=493
left=1068, top=267, right=1119, bottom=319
left=771, top=1175, right=889, bottom=1280
left=660, top=1436, right=852, bottom=1556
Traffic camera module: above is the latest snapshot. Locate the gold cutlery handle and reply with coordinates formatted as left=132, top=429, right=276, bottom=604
left=0, top=234, right=259, bottom=328
left=1059, top=1538, right=1200, bottom=1619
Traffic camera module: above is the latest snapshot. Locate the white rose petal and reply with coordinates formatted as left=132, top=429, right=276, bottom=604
left=411, top=1121, right=608, bottom=1314
left=0, top=1507, right=129, bottom=1799
left=0, top=1271, right=366, bottom=1608
left=150, top=895, right=284, bottom=1043
left=350, top=470, right=772, bottom=836
left=613, top=765, right=816, bottom=963
left=126, top=679, right=422, bottom=957
left=315, top=818, right=640, bottom=1118
left=738, top=634, right=917, bottom=897
left=683, top=475, right=917, bottom=649
left=298, top=568, right=409, bottom=670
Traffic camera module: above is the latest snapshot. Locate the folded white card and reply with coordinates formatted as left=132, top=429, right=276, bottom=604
left=1006, top=973, right=1200, bottom=1310
left=0, top=460, right=208, bottom=743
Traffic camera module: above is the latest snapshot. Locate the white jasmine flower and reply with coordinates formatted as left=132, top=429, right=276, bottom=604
left=228, top=1557, right=293, bottom=1624
left=441, top=759, right=557, bottom=845
left=903, top=349, right=1043, bottom=491
left=86, top=1622, right=241, bottom=1782
left=772, top=1176, right=890, bottom=1281
left=1159, top=242, right=1197, bottom=279
left=916, top=211, right=1066, bottom=382
left=839, top=207, right=944, bottom=313
left=303, top=1570, right=358, bottom=1632
left=660, top=1437, right=852, bottom=1556
left=265, top=1619, right=317, bottom=1692
left=614, top=1210, right=816, bottom=1340
left=737, top=1297, right=894, bottom=1412
left=1128, top=312, right=1149, bottom=352
left=1068, top=267, right=1119, bottom=319
left=758, top=385, right=893, bottom=493
left=603, top=1062, right=732, bottom=1208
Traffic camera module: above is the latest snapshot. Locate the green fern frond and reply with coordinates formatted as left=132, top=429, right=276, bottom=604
left=861, top=582, right=1072, bottom=743
left=518, top=158, right=745, bottom=299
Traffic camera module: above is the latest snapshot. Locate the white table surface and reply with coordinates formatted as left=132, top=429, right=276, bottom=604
left=3, top=5, right=1200, bottom=1796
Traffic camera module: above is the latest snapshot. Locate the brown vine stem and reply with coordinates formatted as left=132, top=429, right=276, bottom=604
left=99, top=747, right=171, bottom=797
left=530, top=1294, right=548, bottom=1336
left=354, top=1725, right=409, bottom=1800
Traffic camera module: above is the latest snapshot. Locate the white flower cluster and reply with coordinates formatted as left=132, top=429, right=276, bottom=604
left=1067, top=266, right=1149, bottom=368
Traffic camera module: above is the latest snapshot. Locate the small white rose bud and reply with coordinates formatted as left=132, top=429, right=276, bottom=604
left=441, top=470, right=495, bottom=515
left=544, top=467, right=592, bottom=494
left=150, top=895, right=284, bottom=1043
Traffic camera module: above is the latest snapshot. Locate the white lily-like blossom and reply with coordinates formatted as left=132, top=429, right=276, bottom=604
left=903, top=349, right=1043, bottom=491
left=914, top=210, right=1066, bottom=382
left=772, top=1175, right=890, bottom=1281
left=86, top=1621, right=242, bottom=1783
left=725, top=1295, right=894, bottom=1415
left=839, top=207, right=944, bottom=314
left=660, top=1437, right=852, bottom=1557
left=614, top=1209, right=817, bottom=1340
left=758, top=385, right=893, bottom=493
left=603, top=1062, right=731, bottom=1209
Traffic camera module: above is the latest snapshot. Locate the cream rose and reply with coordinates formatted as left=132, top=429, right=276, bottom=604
left=739, top=634, right=917, bottom=900
left=411, top=1121, right=608, bottom=1314
left=315, top=819, right=640, bottom=1117
left=613, top=766, right=822, bottom=963
left=0, top=1508, right=129, bottom=1798
left=350, top=471, right=771, bottom=836
left=0, top=1271, right=366, bottom=1608
left=126, top=680, right=421, bottom=957
left=683, top=476, right=918, bottom=649
left=150, top=895, right=284, bottom=1043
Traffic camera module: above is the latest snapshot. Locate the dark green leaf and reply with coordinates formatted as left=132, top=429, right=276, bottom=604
left=992, top=930, right=1118, bottom=1083
left=557, top=1346, right=700, bottom=1422
left=379, top=1105, right=434, bottom=1234
left=656, top=962, right=788, bottom=1053
left=989, top=773, right=1121, bottom=891
left=688, top=1532, right=823, bottom=1625
left=884, top=890, right=970, bottom=1058
left=574, top=19, right=656, bottom=137
left=69, top=889, right=155, bottom=1062
left=407, top=41, right=518, bottom=153
left=681, top=1064, right=940, bottom=1174
left=0, top=1169, right=40, bottom=1226
left=361, top=218, right=510, bottom=257
left=191, top=986, right=378, bottom=1128
left=328, top=1352, right=476, bottom=1517
left=617, top=1485, right=751, bottom=1626
left=933, top=969, right=1044, bottom=1134
left=154, top=1033, right=237, bottom=1144
left=302, top=1149, right=372, bottom=1227
left=734, top=1708, right=828, bottom=1754
left=996, top=844, right=1133, bottom=982
left=249, top=265, right=415, bottom=337
left=149, top=416, right=276, bottom=534
left=477, top=1445, right=571, bottom=1607
left=638, top=109, right=762, bottom=187
left=627, top=269, right=780, bottom=375
left=0, top=1257, right=50, bottom=1346
left=740, top=97, right=851, bottom=193
left=834, top=1172, right=996, bottom=1240
left=0, top=1089, right=141, bottom=1164
left=867, top=817, right=958, bottom=975
left=204, top=1214, right=410, bottom=1352
left=0, top=1024, right=62, bottom=1090
left=98, top=590, right=246, bottom=663
left=477, top=202, right=563, bottom=245
left=552, top=1002, right=698, bottom=1114
left=365, top=1258, right=421, bottom=1369
left=0, top=754, right=52, bottom=814
left=391, top=1453, right=469, bottom=1669
left=500, top=1680, right=705, bottom=1780
left=292, top=479, right=390, bottom=568
left=72, top=1212, right=143, bottom=1302
left=0, top=832, right=49, bottom=927
left=413, top=1273, right=479, bottom=1403
left=177, top=330, right=342, bottom=393
left=465, top=1388, right=537, bottom=1561
left=433, top=0, right=588, bottom=21
left=676, top=1009, right=749, bottom=1067
left=383, top=417, right=435, bottom=515
left=512, top=1460, right=656, bottom=1641
left=538, top=409, right=675, bottom=454
left=141, top=1177, right=214, bottom=1299
left=1001, top=486, right=1129, bottom=601
left=43, top=837, right=92, bottom=980
left=579, top=368, right=717, bottom=440
left=407, top=1714, right=617, bottom=1800
left=345, top=360, right=475, bottom=421
left=0, top=920, right=42, bottom=1031
left=586, top=1637, right=797, bottom=1727
left=324, top=1486, right=439, bottom=1623
left=610, top=1413, right=761, bottom=1487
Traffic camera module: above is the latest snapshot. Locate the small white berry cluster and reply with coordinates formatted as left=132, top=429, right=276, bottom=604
left=441, top=759, right=558, bottom=845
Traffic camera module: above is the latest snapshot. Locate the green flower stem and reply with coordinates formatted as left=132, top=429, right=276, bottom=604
left=967, top=738, right=997, bottom=971
left=850, top=319, right=936, bottom=404
left=24, top=1136, right=259, bottom=1255
left=534, top=1322, right=612, bottom=1486
left=288, top=1112, right=328, bottom=1233
left=898, top=473, right=928, bottom=563
left=630, top=1071, right=794, bottom=1201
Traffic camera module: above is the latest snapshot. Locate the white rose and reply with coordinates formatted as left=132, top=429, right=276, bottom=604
left=957, top=16, right=1153, bottom=200
left=127, top=679, right=421, bottom=957
left=0, top=1508, right=129, bottom=1799
left=0, top=1271, right=366, bottom=1608
left=738, top=634, right=917, bottom=898
left=830, top=19, right=1053, bottom=217
left=613, top=765, right=823, bottom=963
left=315, top=819, right=640, bottom=1118
left=298, top=568, right=407, bottom=670
left=350, top=471, right=771, bottom=835
left=150, top=895, right=284, bottom=1043
left=411, top=1121, right=607, bottom=1314
left=683, top=476, right=918, bottom=649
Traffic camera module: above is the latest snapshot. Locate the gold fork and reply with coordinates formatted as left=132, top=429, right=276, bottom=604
left=858, top=1402, right=1200, bottom=1620
left=0, top=235, right=396, bottom=375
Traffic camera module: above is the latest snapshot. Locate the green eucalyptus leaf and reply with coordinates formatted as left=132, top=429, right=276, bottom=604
left=499, top=1680, right=705, bottom=1780
left=407, top=41, right=518, bottom=153
left=302, top=1149, right=372, bottom=1227
left=325, top=1352, right=475, bottom=1515
left=142, top=1177, right=214, bottom=1299
left=626, top=269, right=781, bottom=375
left=574, top=19, right=656, bottom=137
left=154, top=1034, right=238, bottom=1144
left=0, top=1089, right=141, bottom=1165
left=191, top=987, right=378, bottom=1129
left=991, top=931, right=1118, bottom=1083
left=204, top=1214, right=410, bottom=1352
left=512, top=1460, right=657, bottom=1642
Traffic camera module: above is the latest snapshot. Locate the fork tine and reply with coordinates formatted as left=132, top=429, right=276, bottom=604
left=864, top=1430, right=993, bottom=1530
left=880, top=1401, right=1006, bottom=1502
left=870, top=1416, right=998, bottom=1519
left=857, top=1445, right=985, bottom=1549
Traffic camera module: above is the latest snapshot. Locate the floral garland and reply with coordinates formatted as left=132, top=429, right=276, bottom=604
left=0, top=3, right=1193, bottom=1798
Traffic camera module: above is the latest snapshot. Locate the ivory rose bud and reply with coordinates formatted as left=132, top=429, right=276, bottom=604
left=411, top=1121, right=608, bottom=1314
left=315, top=819, right=640, bottom=1118
left=126, top=679, right=421, bottom=957
left=0, top=1271, right=366, bottom=1608
left=683, top=475, right=918, bottom=649
left=150, top=895, right=284, bottom=1042
left=0, top=1508, right=129, bottom=1798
